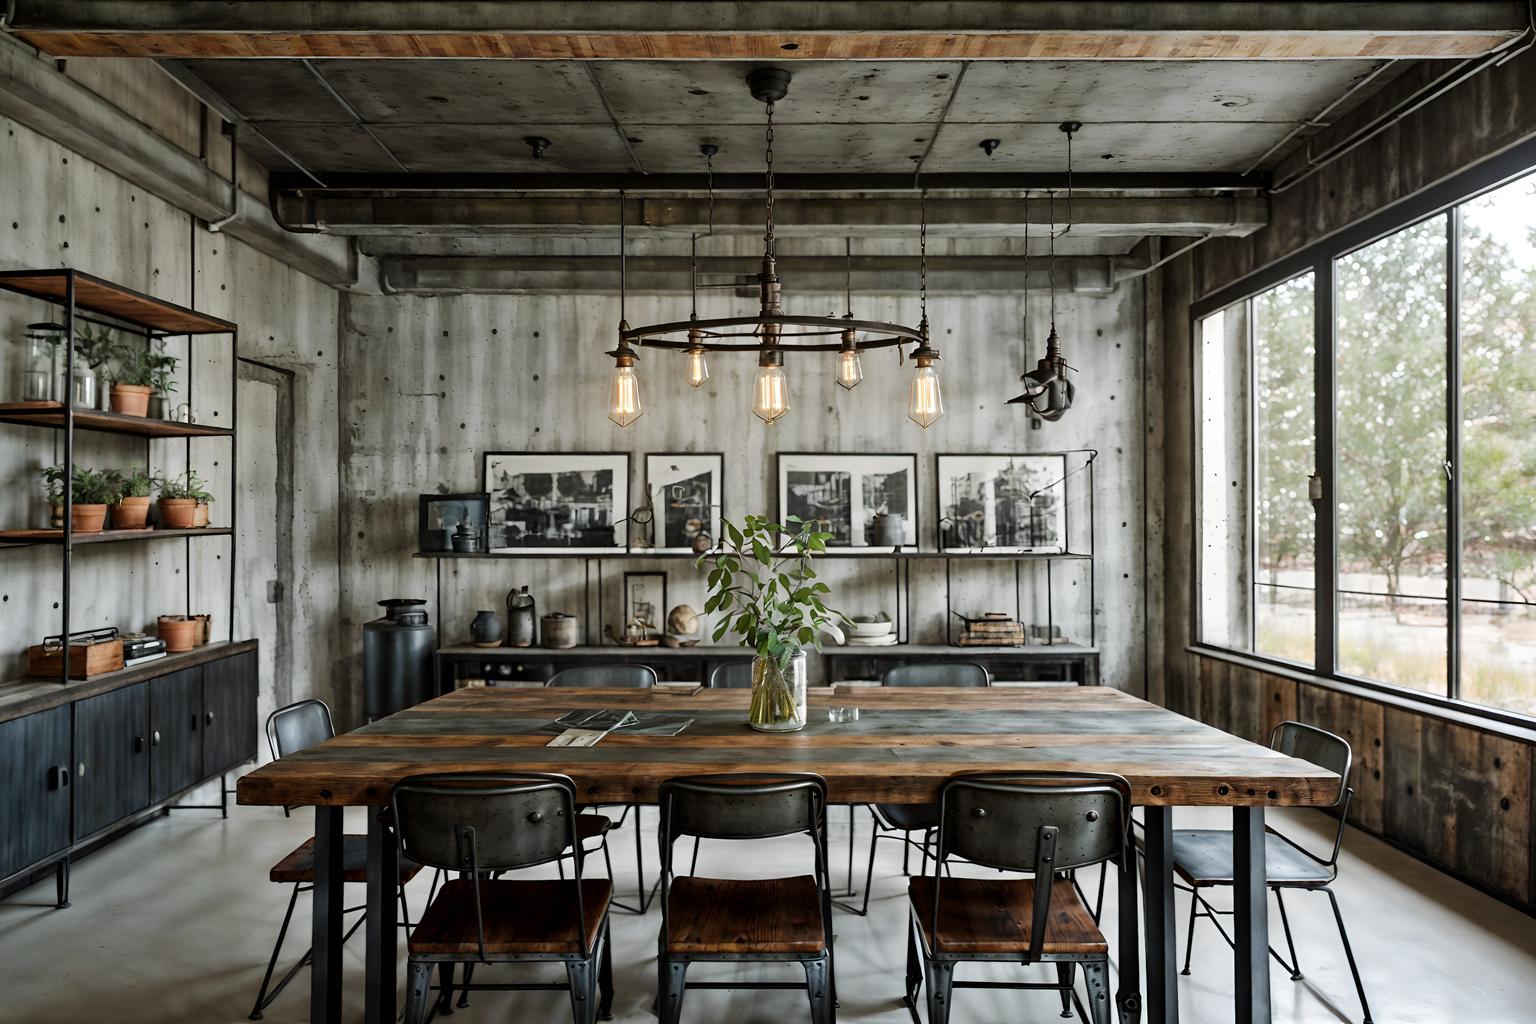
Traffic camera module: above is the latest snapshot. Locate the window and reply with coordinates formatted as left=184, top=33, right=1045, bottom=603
left=1193, top=162, right=1536, bottom=723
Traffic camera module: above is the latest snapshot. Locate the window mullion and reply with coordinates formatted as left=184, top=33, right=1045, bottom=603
left=1315, top=258, right=1337, bottom=678
left=1446, top=209, right=1463, bottom=701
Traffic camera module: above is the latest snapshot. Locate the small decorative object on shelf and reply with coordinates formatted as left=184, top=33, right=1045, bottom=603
left=19, top=322, right=64, bottom=401
left=623, top=571, right=666, bottom=638
left=72, top=322, right=115, bottom=410
left=469, top=609, right=503, bottom=648
left=156, top=469, right=213, bottom=528
left=105, top=335, right=158, bottom=417
left=157, top=615, right=201, bottom=653
left=955, top=611, right=1026, bottom=647
left=451, top=520, right=480, bottom=553
left=845, top=612, right=896, bottom=646
left=663, top=603, right=701, bottom=647
left=541, top=612, right=579, bottom=649
left=107, top=465, right=154, bottom=529
left=27, top=627, right=125, bottom=678
left=699, top=514, right=845, bottom=732
left=505, top=585, right=537, bottom=646
left=418, top=492, right=490, bottom=553
left=41, top=463, right=121, bottom=534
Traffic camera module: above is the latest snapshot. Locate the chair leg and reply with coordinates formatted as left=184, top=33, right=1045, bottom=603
left=903, top=834, right=912, bottom=876
left=403, top=960, right=434, bottom=1024
left=457, top=963, right=474, bottom=1008
left=854, top=827, right=881, bottom=916
left=689, top=835, right=702, bottom=876
left=904, top=915, right=922, bottom=1007
left=804, top=954, right=834, bottom=1024
left=657, top=957, right=689, bottom=1024
left=1180, top=887, right=1202, bottom=976
left=54, top=858, right=70, bottom=909
left=597, top=926, right=616, bottom=1021
left=1055, top=963, right=1076, bottom=1018
left=923, top=959, right=955, bottom=1024
left=1323, top=888, right=1374, bottom=1024
left=436, top=962, right=456, bottom=1016
left=566, top=955, right=597, bottom=1024
left=248, top=882, right=302, bottom=1020
left=1080, top=961, right=1111, bottom=1024
left=1274, top=887, right=1304, bottom=980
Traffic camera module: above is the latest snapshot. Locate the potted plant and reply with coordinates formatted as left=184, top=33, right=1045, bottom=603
left=106, top=344, right=154, bottom=417
left=145, top=340, right=178, bottom=420
left=698, top=515, right=845, bottom=732
left=156, top=469, right=213, bottom=529
left=107, top=465, right=154, bottom=529
left=42, top=464, right=120, bottom=534
left=73, top=322, right=116, bottom=410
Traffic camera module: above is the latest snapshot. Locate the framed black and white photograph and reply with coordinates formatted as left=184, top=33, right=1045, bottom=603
left=623, top=571, right=667, bottom=634
left=482, top=452, right=629, bottom=553
left=776, top=453, right=918, bottom=551
left=936, top=454, right=1067, bottom=553
left=417, top=493, right=490, bottom=553
left=645, top=453, right=723, bottom=553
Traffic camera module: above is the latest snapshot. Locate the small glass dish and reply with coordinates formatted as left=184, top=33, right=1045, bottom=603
left=826, top=706, right=860, bottom=724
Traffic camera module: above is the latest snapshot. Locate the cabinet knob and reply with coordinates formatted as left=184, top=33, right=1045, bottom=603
left=77, top=762, right=86, bottom=778
left=134, top=736, right=145, bottom=754
left=48, top=764, right=70, bottom=789
left=152, top=730, right=162, bottom=746
left=205, top=711, right=215, bottom=726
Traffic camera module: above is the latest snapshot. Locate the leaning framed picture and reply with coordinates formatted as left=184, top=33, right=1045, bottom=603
left=482, top=452, right=630, bottom=553
left=417, top=493, right=490, bottom=553
left=935, top=454, right=1067, bottom=553
left=622, top=571, right=667, bottom=636
left=776, top=452, right=918, bottom=551
left=645, top=452, right=724, bottom=553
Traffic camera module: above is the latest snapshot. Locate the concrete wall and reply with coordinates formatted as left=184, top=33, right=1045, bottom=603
left=0, top=58, right=345, bottom=746
left=338, top=281, right=1151, bottom=696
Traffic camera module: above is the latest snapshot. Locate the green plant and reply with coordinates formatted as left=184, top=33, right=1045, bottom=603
left=698, top=515, right=845, bottom=722
left=146, top=339, right=178, bottom=395
left=109, top=465, right=154, bottom=499
left=108, top=345, right=156, bottom=387
left=73, top=323, right=116, bottom=370
left=42, top=464, right=121, bottom=505
left=156, top=469, right=214, bottom=503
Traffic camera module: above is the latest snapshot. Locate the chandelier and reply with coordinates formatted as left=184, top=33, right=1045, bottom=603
left=1007, top=121, right=1081, bottom=421
left=605, top=67, right=942, bottom=428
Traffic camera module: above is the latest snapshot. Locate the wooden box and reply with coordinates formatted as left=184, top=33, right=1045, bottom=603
left=27, top=639, right=126, bottom=679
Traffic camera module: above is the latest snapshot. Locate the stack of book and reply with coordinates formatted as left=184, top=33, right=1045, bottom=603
left=123, top=633, right=168, bottom=667
left=957, top=613, right=1026, bottom=647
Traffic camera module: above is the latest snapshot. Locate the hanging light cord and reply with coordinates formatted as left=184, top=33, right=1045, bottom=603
left=845, top=237, right=853, bottom=317
left=918, top=188, right=929, bottom=326
left=763, top=101, right=776, bottom=258
left=619, top=188, right=627, bottom=323
left=706, top=146, right=715, bottom=238
left=1047, top=189, right=1056, bottom=330
left=690, top=232, right=698, bottom=318
left=1023, top=190, right=1030, bottom=347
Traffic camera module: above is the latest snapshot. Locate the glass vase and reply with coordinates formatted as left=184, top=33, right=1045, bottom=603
left=749, top=652, right=808, bottom=732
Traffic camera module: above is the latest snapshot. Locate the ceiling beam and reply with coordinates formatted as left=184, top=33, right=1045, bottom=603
left=6, top=2, right=1525, bottom=60
left=274, top=193, right=1268, bottom=238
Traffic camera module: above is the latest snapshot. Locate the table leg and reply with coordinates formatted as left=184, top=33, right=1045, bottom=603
left=311, top=806, right=344, bottom=1024
left=1115, top=839, right=1143, bottom=1024
left=1142, top=807, right=1179, bottom=1024
left=366, top=806, right=399, bottom=1024
left=1234, top=806, right=1271, bottom=1024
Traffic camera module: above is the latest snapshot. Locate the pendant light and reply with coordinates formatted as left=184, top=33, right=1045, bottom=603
left=1007, top=122, right=1080, bottom=420
left=906, top=188, right=944, bottom=428
left=683, top=143, right=718, bottom=389
left=835, top=237, right=863, bottom=390
left=606, top=189, right=643, bottom=426
left=750, top=87, right=790, bottom=424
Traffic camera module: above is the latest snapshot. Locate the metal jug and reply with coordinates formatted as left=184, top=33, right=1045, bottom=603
left=506, top=585, right=537, bottom=647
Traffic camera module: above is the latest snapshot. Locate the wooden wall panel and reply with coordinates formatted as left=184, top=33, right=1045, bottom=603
left=1298, top=684, right=1386, bottom=833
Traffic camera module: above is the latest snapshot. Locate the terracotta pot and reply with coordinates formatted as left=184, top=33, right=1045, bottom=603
left=193, top=502, right=211, bottom=527
left=70, top=503, right=107, bottom=534
left=159, top=498, right=200, bottom=529
left=111, top=495, right=151, bottom=529
left=157, top=615, right=198, bottom=653
left=109, top=383, right=152, bottom=417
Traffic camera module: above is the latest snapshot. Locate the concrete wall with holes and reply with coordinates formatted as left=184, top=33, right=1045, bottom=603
left=337, top=281, right=1151, bottom=692
left=0, top=58, right=345, bottom=740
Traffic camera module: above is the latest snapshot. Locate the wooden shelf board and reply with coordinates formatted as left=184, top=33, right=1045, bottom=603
left=0, top=268, right=236, bottom=335
left=0, top=402, right=234, bottom=438
left=0, top=526, right=232, bottom=547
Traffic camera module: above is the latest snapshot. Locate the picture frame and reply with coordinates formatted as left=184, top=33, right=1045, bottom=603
left=417, top=493, right=490, bottom=554
left=935, top=453, right=1068, bottom=553
left=623, top=571, right=667, bottom=636
left=776, top=452, right=919, bottom=551
left=482, top=452, right=630, bottom=554
left=645, top=452, right=724, bottom=554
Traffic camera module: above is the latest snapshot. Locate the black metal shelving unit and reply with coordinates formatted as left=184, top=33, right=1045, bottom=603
left=0, top=269, right=239, bottom=687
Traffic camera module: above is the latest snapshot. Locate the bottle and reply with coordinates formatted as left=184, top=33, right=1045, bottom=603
left=506, top=585, right=536, bottom=647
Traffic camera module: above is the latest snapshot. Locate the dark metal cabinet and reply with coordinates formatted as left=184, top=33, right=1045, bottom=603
left=0, top=707, right=72, bottom=880
left=75, top=684, right=150, bottom=839
left=149, top=667, right=204, bottom=803
left=202, top=651, right=258, bottom=774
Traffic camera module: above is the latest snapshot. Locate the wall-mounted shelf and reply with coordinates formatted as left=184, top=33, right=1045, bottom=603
left=0, top=402, right=233, bottom=439
left=0, top=527, right=232, bottom=548
left=0, top=268, right=236, bottom=336
left=413, top=548, right=1091, bottom=561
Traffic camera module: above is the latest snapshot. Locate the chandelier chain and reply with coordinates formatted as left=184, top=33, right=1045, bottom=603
left=919, top=188, right=928, bottom=323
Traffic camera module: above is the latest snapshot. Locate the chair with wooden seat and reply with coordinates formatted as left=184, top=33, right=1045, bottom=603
left=656, top=773, right=836, bottom=1024
left=1169, top=721, right=1373, bottom=1024
left=840, top=664, right=990, bottom=917
left=392, top=772, right=615, bottom=1024
left=248, top=700, right=425, bottom=1020
left=905, top=771, right=1133, bottom=1024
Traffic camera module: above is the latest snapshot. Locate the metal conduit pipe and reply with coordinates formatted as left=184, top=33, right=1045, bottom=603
left=206, top=120, right=239, bottom=232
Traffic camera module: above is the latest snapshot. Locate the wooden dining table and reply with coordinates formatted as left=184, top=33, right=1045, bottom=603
left=235, top=684, right=1341, bottom=1024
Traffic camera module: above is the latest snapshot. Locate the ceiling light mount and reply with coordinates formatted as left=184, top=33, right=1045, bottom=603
left=745, top=67, right=792, bottom=104
left=524, top=135, right=551, bottom=160
left=979, top=138, right=1002, bottom=157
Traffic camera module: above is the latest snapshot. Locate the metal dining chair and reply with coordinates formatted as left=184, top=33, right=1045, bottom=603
left=707, top=660, right=755, bottom=688
left=1169, top=721, right=1373, bottom=1024
left=841, top=663, right=991, bottom=916
left=657, top=773, right=837, bottom=1024
left=906, top=771, right=1134, bottom=1024
left=248, top=700, right=425, bottom=1020
left=548, top=663, right=658, bottom=912
left=392, top=772, right=615, bottom=1024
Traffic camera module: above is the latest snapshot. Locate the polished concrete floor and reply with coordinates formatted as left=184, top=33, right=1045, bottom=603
left=1, top=801, right=1532, bottom=1023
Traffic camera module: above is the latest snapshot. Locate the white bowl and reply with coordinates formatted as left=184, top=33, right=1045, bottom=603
left=849, top=620, right=893, bottom=638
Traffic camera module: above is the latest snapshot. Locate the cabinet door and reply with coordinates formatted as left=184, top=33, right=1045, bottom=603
left=150, top=667, right=204, bottom=803
left=75, top=684, right=150, bottom=839
left=0, top=707, right=73, bottom=879
left=203, top=651, right=258, bottom=775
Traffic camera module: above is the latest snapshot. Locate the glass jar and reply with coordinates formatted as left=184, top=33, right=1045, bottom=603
left=70, top=360, right=97, bottom=409
left=21, top=336, right=54, bottom=401
left=749, top=651, right=808, bottom=732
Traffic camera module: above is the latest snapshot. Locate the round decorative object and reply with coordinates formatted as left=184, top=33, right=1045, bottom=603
left=666, top=604, right=699, bottom=637
left=469, top=609, right=503, bottom=648
left=690, top=532, right=713, bottom=554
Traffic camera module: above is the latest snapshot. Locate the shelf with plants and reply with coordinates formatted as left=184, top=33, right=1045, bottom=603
left=0, top=402, right=234, bottom=438
left=411, top=548, right=1091, bottom=561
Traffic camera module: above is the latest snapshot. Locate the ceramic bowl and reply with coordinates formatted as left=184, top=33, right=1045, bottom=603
left=848, top=619, right=893, bottom=638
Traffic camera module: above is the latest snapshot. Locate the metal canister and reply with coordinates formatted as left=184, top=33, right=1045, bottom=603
left=363, top=598, right=436, bottom=718
left=506, top=585, right=537, bottom=647
left=540, top=612, right=578, bottom=649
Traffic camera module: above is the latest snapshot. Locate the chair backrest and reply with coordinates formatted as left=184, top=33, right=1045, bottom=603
left=1270, top=721, right=1353, bottom=866
left=882, top=661, right=990, bottom=687
left=929, top=771, right=1131, bottom=962
left=390, top=772, right=590, bottom=958
left=547, top=663, right=658, bottom=688
left=266, top=699, right=334, bottom=760
left=708, top=660, right=755, bottom=688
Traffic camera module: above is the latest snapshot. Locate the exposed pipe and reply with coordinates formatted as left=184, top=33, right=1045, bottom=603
left=1241, top=59, right=1398, bottom=177
left=206, top=120, right=239, bottom=232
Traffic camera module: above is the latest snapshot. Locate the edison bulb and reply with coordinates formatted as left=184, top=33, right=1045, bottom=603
left=907, top=361, right=943, bottom=428
left=751, top=363, right=790, bottom=424
left=608, top=363, right=642, bottom=427
left=835, top=348, right=863, bottom=390
left=685, top=347, right=710, bottom=388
